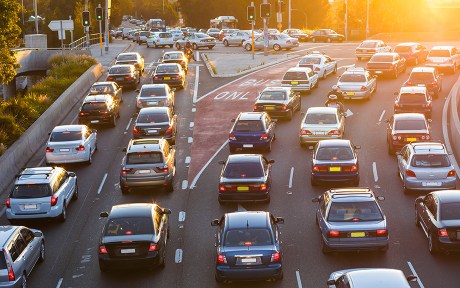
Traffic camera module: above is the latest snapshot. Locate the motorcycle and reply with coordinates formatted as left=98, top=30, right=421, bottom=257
left=184, top=48, right=194, bottom=62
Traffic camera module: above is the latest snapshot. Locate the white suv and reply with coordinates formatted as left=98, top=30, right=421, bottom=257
left=425, top=46, right=460, bottom=73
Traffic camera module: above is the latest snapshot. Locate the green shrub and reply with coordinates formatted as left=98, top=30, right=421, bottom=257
left=0, top=114, right=24, bottom=147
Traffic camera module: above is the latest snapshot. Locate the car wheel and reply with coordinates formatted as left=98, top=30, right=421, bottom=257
left=111, top=115, right=117, bottom=127
left=403, top=182, right=410, bottom=194
left=429, top=233, right=439, bottom=254
left=321, top=237, right=332, bottom=254
left=415, top=208, right=420, bottom=227
left=176, top=43, right=182, bottom=50
left=333, top=65, right=337, bottom=74
left=215, top=273, right=224, bottom=283
left=166, top=179, right=174, bottom=192
left=296, top=100, right=301, bottom=111
left=73, top=183, right=79, bottom=200
left=265, top=195, right=271, bottom=204
left=146, top=42, right=150, bottom=48
left=59, top=203, right=67, bottom=222
left=273, top=44, right=281, bottom=51
left=86, top=149, right=92, bottom=165
left=387, top=145, right=394, bottom=155
left=192, top=43, right=198, bottom=50
left=245, top=43, right=252, bottom=51
left=21, top=273, right=27, bottom=288
left=223, top=40, right=229, bottom=47
left=38, top=241, right=45, bottom=263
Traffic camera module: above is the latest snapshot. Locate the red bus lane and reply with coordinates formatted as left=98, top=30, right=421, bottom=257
left=188, top=59, right=300, bottom=184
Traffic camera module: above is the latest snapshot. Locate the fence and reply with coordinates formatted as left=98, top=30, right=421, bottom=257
left=63, top=33, right=103, bottom=50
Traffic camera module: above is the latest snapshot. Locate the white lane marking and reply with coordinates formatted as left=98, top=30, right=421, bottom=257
left=372, top=162, right=378, bottom=182
left=192, top=107, right=196, bottom=112
left=97, top=173, right=108, bottom=194
left=237, top=204, right=247, bottom=212
left=55, top=278, right=63, bottom=288
left=182, top=180, right=188, bottom=190
left=190, top=140, right=228, bottom=189
left=38, top=157, right=45, bottom=166
left=185, top=156, right=191, bottom=164
left=179, top=211, right=186, bottom=222
left=407, top=261, right=425, bottom=288
left=344, top=109, right=353, bottom=117
left=175, top=249, right=183, bottom=263
left=196, top=51, right=200, bottom=61
left=125, top=117, right=133, bottom=131
left=72, top=274, right=83, bottom=278
left=188, top=137, right=193, bottom=143
left=338, top=64, right=355, bottom=70
left=71, top=114, right=78, bottom=124
left=296, top=270, right=303, bottom=288
left=193, top=66, right=200, bottom=103
left=288, top=167, right=294, bottom=189
left=378, top=110, right=386, bottom=123
left=189, top=121, right=194, bottom=128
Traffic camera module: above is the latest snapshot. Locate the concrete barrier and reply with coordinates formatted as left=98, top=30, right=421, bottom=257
left=449, top=81, right=460, bottom=170
left=0, top=63, right=103, bottom=195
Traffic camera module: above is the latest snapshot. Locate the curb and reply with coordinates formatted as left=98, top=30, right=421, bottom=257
left=443, top=75, right=460, bottom=178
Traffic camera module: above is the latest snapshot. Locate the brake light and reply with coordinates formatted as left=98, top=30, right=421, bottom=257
left=328, top=230, right=340, bottom=238
left=8, top=264, right=14, bottom=282
left=125, top=76, right=133, bottom=80
left=51, top=195, right=58, bottom=206
left=99, top=246, right=108, bottom=254
left=405, top=81, right=412, bottom=86
left=149, top=243, right=158, bottom=251
left=133, top=127, right=139, bottom=134
left=153, top=76, right=160, bottom=80
left=229, top=133, right=236, bottom=140
left=300, top=129, right=312, bottom=135
left=314, top=66, right=320, bottom=71
left=79, top=112, right=87, bottom=116
left=122, top=168, right=132, bottom=175
left=376, top=229, right=388, bottom=236
left=360, top=86, right=367, bottom=91
left=76, top=145, right=85, bottom=151
left=438, top=228, right=448, bottom=237
left=156, top=39, right=160, bottom=43
left=217, top=254, right=227, bottom=264
left=219, top=185, right=226, bottom=191
left=165, top=126, right=173, bottom=134
left=448, top=170, right=456, bottom=177
left=328, top=130, right=340, bottom=135
left=106, top=76, right=113, bottom=81
left=286, top=40, right=291, bottom=44
left=5, top=198, right=10, bottom=208
left=46, top=147, right=54, bottom=153
left=260, top=133, right=269, bottom=140
left=137, top=100, right=142, bottom=105
left=406, top=170, right=416, bottom=177
left=280, top=104, right=287, bottom=111
left=312, top=165, right=328, bottom=172
left=343, top=165, right=358, bottom=172
left=259, top=184, right=267, bottom=191
left=271, top=252, right=281, bottom=262
left=253, top=105, right=258, bottom=111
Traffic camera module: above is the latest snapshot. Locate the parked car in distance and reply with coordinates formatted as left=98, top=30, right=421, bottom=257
left=355, top=40, right=392, bottom=60
left=296, top=51, right=337, bottom=79
left=115, top=52, right=145, bottom=72
left=212, top=211, right=284, bottom=283
left=136, top=84, right=175, bottom=111
left=337, top=67, right=377, bottom=100
left=88, top=81, right=123, bottom=104
left=78, top=94, right=120, bottom=127
left=403, top=67, right=442, bottom=98
left=6, top=166, right=78, bottom=222
left=106, top=64, right=140, bottom=89
left=393, top=86, right=432, bottom=118
left=243, top=34, right=299, bottom=51
left=386, top=113, right=431, bottom=155
left=133, top=107, right=177, bottom=144
left=327, top=268, right=417, bottom=288
left=152, top=63, right=185, bottom=89
left=394, top=42, right=427, bottom=65
left=282, top=28, right=309, bottom=42
left=310, top=29, right=344, bottom=43
left=366, top=52, right=406, bottom=78
left=98, top=203, right=171, bottom=271
left=175, top=32, right=216, bottom=50
left=299, top=107, right=345, bottom=146
left=253, top=87, right=301, bottom=121
left=281, top=67, right=318, bottom=94
left=425, top=45, right=460, bottom=74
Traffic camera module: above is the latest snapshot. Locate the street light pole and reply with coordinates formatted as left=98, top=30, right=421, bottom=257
left=33, top=0, right=38, bottom=34
left=288, top=0, right=291, bottom=29
left=344, top=0, right=348, bottom=41
left=365, top=0, right=370, bottom=38
left=21, top=0, right=24, bottom=25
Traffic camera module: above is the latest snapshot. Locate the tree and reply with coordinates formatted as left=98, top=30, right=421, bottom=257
left=0, top=0, right=21, bottom=85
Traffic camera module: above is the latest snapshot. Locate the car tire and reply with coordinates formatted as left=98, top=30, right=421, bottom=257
left=121, top=186, right=129, bottom=194
left=86, top=149, right=92, bottom=165
left=387, top=145, right=394, bottom=156
left=403, top=182, right=410, bottom=194
left=58, top=203, right=66, bottom=222
left=273, top=44, right=281, bottom=51
left=176, top=43, right=182, bottom=50
left=321, top=237, right=332, bottom=254
left=38, top=241, right=45, bottom=263
left=166, top=180, right=174, bottom=192
left=245, top=43, right=252, bottom=51
left=415, top=208, right=420, bottom=227
left=286, top=110, right=293, bottom=121
left=296, top=100, right=301, bottom=111
left=152, top=42, right=157, bottom=49
left=146, top=42, right=150, bottom=48
left=73, top=183, right=79, bottom=200
left=215, top=273, right=224, bottom=283
left=429, top=233, right=439, bottom=254
left=223, top=40, right=229, bottom=47
left=192, top=43, right=198, bottom=50
left=265, top=195, right=271, bottom=204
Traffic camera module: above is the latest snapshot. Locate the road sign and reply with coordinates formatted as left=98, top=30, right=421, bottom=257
left=48, top=20, right=74, bottom=31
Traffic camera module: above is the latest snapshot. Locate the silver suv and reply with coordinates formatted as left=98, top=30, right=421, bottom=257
left=120, top=138, right=176, bottom=193
left=6, top=167, right=78, bottom=222
left=0, top=226, right=45, bottom=287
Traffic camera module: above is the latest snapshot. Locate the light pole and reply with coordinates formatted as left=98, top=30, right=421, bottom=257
left=291, top=9, right=307, bottom=29
left=344, top=0, right=348, bottom=41
left=288, top=0, right=291, bottom=29
left=365, top=0, right=370, bottom=38
left=33, top=0, right=38, bottom=33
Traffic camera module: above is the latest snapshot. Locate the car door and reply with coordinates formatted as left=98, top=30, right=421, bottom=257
left=397, top=146, right=409, bottom=177
left=20, top=228, right=40, bottom=270
left=419, top=194, right=434, bottom=233
left=11, top=233, right=29, bottom=275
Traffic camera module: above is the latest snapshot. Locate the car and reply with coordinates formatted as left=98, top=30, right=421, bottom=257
left=365, top=52, right=406, bottom=78
left=133, top=107, right=177, bottom=144
left=0, top=226, right=45, bottom=287
left=175, top=32, right=216, bottom=50
left=355, top=40, right=392, bottom=60
left=136, top=31, right=152, bottom=44
left=115, top=52, right=145, bottom=72
left=282, top=28, right=309, bottom=42
left=106, top=64, right=140, bottom=89
left=152, top=63, right=185, bottom=89
left=45, top=125, right=97, bottom=165
left=146, top=31, right=175, bottom=48
left=312, top=187, right=389, bottom=253
left=211, top=211, right=284, bottom=283
left=296, top=51, right=338, bottom=79
left=78, top=94, right=120, bottom=127
left=425, top=45, right=460, bottom=73
left=386, top=113, right=431, bottom=154
left=131, top=30, right=139, bottom=42
left=98, top=203, right=171, bottom=271
left=228, top=112, right=276, bottom=153
left=169, top=29, right=184, bottom=41
left=309, top=29, right=344, bottom=43
left=281, top=67, right=319, bottom=94
left=337, top=67, right=377, bottom=100
left=223, top=30, right=257, bottom=47
left=243, top=34, right=299, bottom=51
left=206, top=28, right=221, bottom=39
left=403, top=67, right=442, bottom=98
left=327, top=268, right=417, bottom=288
left=88, top=81, right=123, bottom=104
left=160, top=51, right=188, bottom=73
left=218, top=154, right=273, bottom=203
left=267, top=28, right=280, bottom=34
left=218, top=28, right=240, bottom=41
left=115, top=28, right=123, bottom=38
left=393, top=86, right=432, bottom=118
left=299, top=107, right=345, bottom=146
left=119, top=138, right=175, bottom=193
left=394, top=42, right=428, bottom=65
left=121, top=27, right=133, bottom=39
left=6, top=166, right=78, bottom=222
left=415, top=190, right=460, bottom=253
left=253, top=87, right=301, bottom=120
left=310, top=139, right=360, bottom=186
left=135, top=84, right=175, bottom=111
left=397, top=142, right=456, bottom=193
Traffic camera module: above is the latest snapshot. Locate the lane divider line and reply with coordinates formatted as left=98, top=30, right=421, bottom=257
left=97, top=173, right=108, bottom=194
left=185, top=156, right=191, bottom=164
left=190, top=140, right=229, bottom=189
left=56, top=278, right=63, bottom=288
left=378, top=110, right=386, bottom=123
left=187, top=137, right=193, bottom=143
left=192, top=107, right=196, bottom=112
left=193, top=65, right=200, bottom=102
left=181, top=180, right=188, bottom=190
left=288, top=167, right=294, bottom=189
left=125, top=117, right=133, bottom=131
left=175, top=249, right=183, bottom=263
left=296, top=270, right=303, bottom=288
left=372, top=162, right=379, bottom=182
left=178, top=211, right=186, bottom=222
left=189, top=121, right=194, bottom=128
left=407, top=261, right=425, bottom=288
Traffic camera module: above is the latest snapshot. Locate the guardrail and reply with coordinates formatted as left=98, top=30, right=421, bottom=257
left=64, top=33, right=103, bottom=50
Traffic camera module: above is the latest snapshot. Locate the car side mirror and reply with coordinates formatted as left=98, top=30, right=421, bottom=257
left=312, top=197, right=320, bottom=203
left=100, top=212, right=109, bottom=218
left=377, top=196, right=385, bottom=201
left=407, top=275, right=417, bottom=282
left=67, top=172, right=76, bottom=177
left=122, top=147, right=127, bottom=152
left=275, top=217, right=284, bottom=224
left=33, top=231, right=43, bottom=237
left=327, top=280, right=336, bottom=285
left=218, top=160, right=225, bottom=165
left=211, top=219, right=220, bottom=226
left=268, top=159, right=275, bottom=164
left=354, top=145, right=361, bottom=149
left=162, top=208, right=172, bottom=215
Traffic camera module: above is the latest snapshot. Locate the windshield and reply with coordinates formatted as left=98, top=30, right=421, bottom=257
left=156, top=65, right=179, bottom=74
left=327, top=201, right=384, bottom=222
left=299, top=57, right=321, bottom=65
left=339, top=74, right=366, bottom=82
left=399, top=93, right=426, bottom=103
left=304, top=113, right=337, bottom=125
left=316, top=147, right=353, bottom=161
left=279, top=34, right=290, bottom=39
left=109, top=66, right=131, bottom=74
left=163, top=53, right=183, bottom=60
left=81, top=102, right=106, bottom=111
left=196, top=33, right=208, bottom=38
left=394, top=119, right=427, bottom=130
left=117, top=54, right=137, bottom=61
left=12, top=184, right=51, bottom=198
left=126, top=152, right=163, bottom=164
left=394, top=46, right=411, bottom=52
left=370, top=55, right=393, bottom=62
left=137, top=112, right=169, bottom=124
left=259, top=91, right=286, bottom=101
left=140, top=87, right=166, bottom=97
left=441, top=203, right=460, bottom=220
left=224, top=228, right=273, bottom=246
left=428, top=50, right=451, bottom=57
left=223, top=162, right=264, bottom=178
left=89, top=85, right=112, bottom=94
left=411, top=154, right=450, bottom=167
left=283, top=71, right=307, bottom=80
left=104, top=217, right=154, bottom=236
left=50, top=131, right=82, bottom=142
left=233, top=120, right=264, bottom=132
left=360, top=41, right=378, bottom=48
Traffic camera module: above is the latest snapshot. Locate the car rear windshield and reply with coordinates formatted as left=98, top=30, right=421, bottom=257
left=299, top=57, right=321, bottom=65
left=50, top=131, right=82, bottom=142
left=140, top=87, right=166, bottom=97
left=316, top=147, right=353, bottom=161
left=139, top=32, right=150, bottom=36
left=137, top=112, right=169, bottom=123
left=283, top=71, right=307, bottom=80
left=440, top=203, right=460, bottom=220
left=126, top=152, right=163, bottom=164
left=304, top=113, right=337, bottom=125
left=233, top=120, right=264, bottom=132
left=156, top=65, right=179, bottom=74
left=196, top=33, right=208, bottom=38
left=360, top=41, right=378, bottom=48
left=399, top=93, right=426, bottom=103
left=12, top=184, right=52, bottom=198
left=409, top=72, right=434, bottom=82
left=104, top=217, right=154, bottom=236
left=428, top=50, right=451, bottom=57
left=159, top=33, right=172, bottom=38
left=117, top=54, right=137, bottom=61
left=339, top=74, right=366, bottom=82
left=109, top=67, right=131, bottom=74
left=224, top=228, right=273, bottom=246
left=370, top=55, right=393, bottom=62
left=394, top=119, right=426, bottom=130
left=223, top=162, right=264, bottom=178
left=81, top=102, right=107, bottom=111
left=0, top=252, right=7, bottom=270
left=328, top=201, right=384, bottom=222
left=411, top=154, right=450, bottom=167
left=259, top=91, right=286, bottom=101
left=394, top=46, right=411, bottom=53
left=89, top=85, right=112, bottom=94
left=164, top=53, right=182, bottom=60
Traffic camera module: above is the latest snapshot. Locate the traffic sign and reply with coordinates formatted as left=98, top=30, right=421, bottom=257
left=48, top=20, right=74, bottom=31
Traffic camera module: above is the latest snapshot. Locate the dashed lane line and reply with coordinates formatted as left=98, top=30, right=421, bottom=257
left=175, top=249, right=183, bottom=263
left=407, top=261, right=425, bottom=288
left=56, top=278, right=63, bottom=288
left=288, top=167, right=294, bottom=189
left=372, top=162, right=379, bottom=182
left=296, top=270, right=303, bottom=288
left=97, top=173, right=108, bottom=194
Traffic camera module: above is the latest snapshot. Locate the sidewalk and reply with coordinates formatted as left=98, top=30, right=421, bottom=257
left=89, top=40, right=132, bottom=68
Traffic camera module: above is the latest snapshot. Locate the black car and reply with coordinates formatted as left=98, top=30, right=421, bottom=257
left=78, top=95, right=120, bottom=127
left=98, top=203, right=171, bottom=271
left=152, top=63, right=185, bottom=89
left=88, top=81, right=123, bottom=104
left=161, top=51, right=189, bottom=73
left=310, top=29, right=344, bottom=43
left=386, top=113, right=431, bottom=155
left=218, top=154, right=274, bottom=204
left=253, top=87, right=301, bottom=121
left=211, top=211, right=284, bottom=283
left=394, top=86, right=432, bottom=118
left=282, top=29, right=309, bottom=42
left=394, top=42, right=428, bottom=65
left=311, top=139, right=360, bottom=186
left=133, top=107, right=177, bottom=144
left=415, top=190, right=460, bottom=254
left=106, top=64, right=140, bottom=89
left=135, top=83, right=175, bottom=111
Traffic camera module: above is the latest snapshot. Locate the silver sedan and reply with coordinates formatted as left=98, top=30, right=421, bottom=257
left=174, top=33, right=216, bottom=50
left=243, top=33, right=299, bottom=51
left=337, top=67, right=377, bottom=100
left=299, top=107, right=345, bottom=146
left=223, top=30, right=259, bottom=47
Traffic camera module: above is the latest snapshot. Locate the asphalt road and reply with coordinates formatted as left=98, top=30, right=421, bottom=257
left=8, top=40, right=460, bottom=288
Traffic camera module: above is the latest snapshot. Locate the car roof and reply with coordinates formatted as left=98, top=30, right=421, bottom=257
left=109, top=203, right=156, bottom=218
left=92, top=82, right=114, bottom=86
left=261, top=86, right=291, bottom=93
left=0, top=226, right=19, bottom=246
left=286, top=67, right=313, bottom=73
left=139, top=107, right=169, bottom=114
left=362, top=39, right=381, bottom=43
left=393, top=113, right=426, bottom=120
left=430, top=45, right=454, bottom=50
left=433, top=190, right=460, bottom=203
left=227, top=154, right=262, bottom=163
left=16, top=167, right=56, bottom=185
left=318, top=139, right=351, bottom=147
left=399, top=86, right=427, bottom=94
left=396, top=42, right=418, bottom=47
left=306, top=107, right=337, bottom=114
left=409, top=142, right=446, bottom=154
left=83, top=95, right=111, bottom=102
left=225, top=211, right=269, bottom=229
left=411, top=67, right=436, bottom=73
left=127, top=138, right=163, bottom=153
left=52, top=125, right=85, bottom=132
left=372, top=52, right=398, bottom=57
left=346, top=269, right=410, bottom=287
left=238, top=112, right=265, bottom=121
left=327, top=188, right=376, bottom=202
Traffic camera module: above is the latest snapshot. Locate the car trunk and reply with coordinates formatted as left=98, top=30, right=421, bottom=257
left=48, top=140, right=82, bottom=155
left=222, top=246, right=275, bottom=267
left=135, top=122, right=170, bottom=137
left=103, top=235, right=154, bottom=258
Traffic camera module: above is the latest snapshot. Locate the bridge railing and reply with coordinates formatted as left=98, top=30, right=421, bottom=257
left=64, top=33, right=103, bottom=50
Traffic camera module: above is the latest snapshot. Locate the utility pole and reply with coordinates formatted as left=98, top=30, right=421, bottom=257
left=97, top=4, right=103, bottom=56
left=344, top=0, right=348, bottom=41
left=33, top=0, right=38, bottom=33
left=288, top=0, right=291, bottom=29
left=105, top=0, right=110, bottom=52
left=365, top=0, right=370, bottom=39
left=261, top=0, right=269, bottom=57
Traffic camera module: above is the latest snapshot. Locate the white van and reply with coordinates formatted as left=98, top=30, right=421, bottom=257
left=121, top=28, right=132, bottom=40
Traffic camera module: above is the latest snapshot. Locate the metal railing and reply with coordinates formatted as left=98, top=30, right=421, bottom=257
left=63, top=33, right=103, bottom=50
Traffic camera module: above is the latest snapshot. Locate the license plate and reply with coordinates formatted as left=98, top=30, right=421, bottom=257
left=241, top=258, right=257, bottom=263
left=315, top=131, right=326, bottom=135
left=291, top=81, right=298, bottom=85
left=24, top=204, right=37, bottom=210
left=138, top=170, right=150, bottom=174
left=164, top=77, right=171, bottom=80
left=423, top=181, right=442, bottom=187
left=207, top=39, right=212, bottom=42
left=329, top=167, right=341, bottom=172
left=237, top=186, right=249, bottom=191
left=120, top=248, right=135, bottom=254
left=148, top=130, right=159, bottom=134
left=165, top=38, right=169, bottom=41
left=147, top=101, right=158, bottom=106
left=91, top=120, right=99, bottom=123
left=265, top=106, right=275, bottom=110
left=375, top=71, right=383, bottom=74
left=116, top=77, right=123, bottom=81
left=406, top=137, right=417, bottom=142
left=346, top=92, right=355, bottom=96
left=243, top=144, right=253, bottom=148
left=350, top=232, right=365, bottom=238
left=60, top=148, right=70, bottom=152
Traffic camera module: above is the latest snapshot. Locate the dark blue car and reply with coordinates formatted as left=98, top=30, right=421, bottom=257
left=211, top=211, right=284, bottom=283
left=228, top=112, right=276, bottom=153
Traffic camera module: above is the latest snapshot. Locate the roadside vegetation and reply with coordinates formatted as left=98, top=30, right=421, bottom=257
left=0, top=54, right=97, bottom=155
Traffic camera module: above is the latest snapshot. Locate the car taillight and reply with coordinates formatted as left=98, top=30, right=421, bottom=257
left=314, top=66, right=320, bottom=71
left=5, top=198, right=10, bottom=208
left=125, top=76, right=133, bottom=80
left=156, top=39, right=160, bottom=42
left=312, top=165, right=328, bottom=172
left=51, top=195, right=58, bottom=206
left=300, top=130, right=312, bottom=135
left=376, top=229, right=388, bottom=236
left=328, top=130, right=340, bottom=135
left=281, top=105, right=287, bottom=111
left=438, top=228, right=448, bottom=237
left=360, top=86, right=367, bottom=91
left=153, top=76, right=160, bottom=80
left=229, top=133, right=236, bottom=140
left=76, top=145, right=85, bottom=151
left=155, top=166, right=169, bottom=173
left=253, top=105, right=259, bottom=111
left=260, top=133, right=269, bottom=140
left=133, top=127, right=139, bottom=134
left=122, top=168, right=132, bottom=175
left=219, top=185, right=226, bottom=191
left=46, top=147, right=54, bottom=153
left=8, top=264, right=14, bottom=282
left=106, top=76, right=113, bottom=81
left=343, top=165, right=358, bottom=172
left=217, top=254, right=227, bottom=264
left=80, top=112, right=88, bottom=116
left=405, top=81, right=412, bottom=86
left=174, top=75, right=182, bottom=79
left=137, top=100, right=142, bottom=105
left=99, top=246, right=108, bottom=254
left=270, top=252, right=281, bottom=262
left=328, top=230, right=340, bottom=238
left=165, top=126, right=173, bottom=134
left=406, top=170, right=416, bottom=177
left=149, top=243, right=159, bottom=251
left=448, top=169, right=456, bottom=177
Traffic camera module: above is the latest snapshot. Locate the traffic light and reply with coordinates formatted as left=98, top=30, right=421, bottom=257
left=247, top=6, right=255, bottom=21
left=260, top=3, right=271, bottom=18
left=96, top=7, right=103, bottom=21
left=82, top=11, right=90, bottom=26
